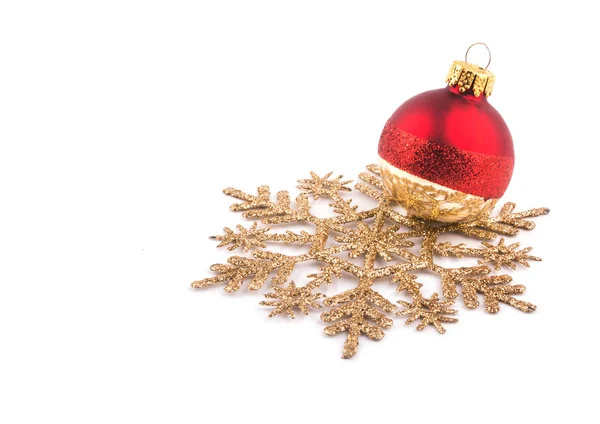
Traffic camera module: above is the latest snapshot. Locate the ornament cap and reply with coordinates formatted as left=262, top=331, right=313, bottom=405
left=445, top=60, right=496, bottom=97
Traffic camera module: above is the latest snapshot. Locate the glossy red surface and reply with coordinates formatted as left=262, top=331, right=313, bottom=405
left=386, top=86, right=514, bottom=157
left=378, top=86, right=515, bottom=199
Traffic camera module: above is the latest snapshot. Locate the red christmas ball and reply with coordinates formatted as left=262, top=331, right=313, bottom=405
left=378, top=57, right=514, bottom=223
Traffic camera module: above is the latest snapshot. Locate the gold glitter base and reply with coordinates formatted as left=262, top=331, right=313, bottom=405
left=192, top=165, right=549, bottom=358
left=379, top=158, right=498, bottom=223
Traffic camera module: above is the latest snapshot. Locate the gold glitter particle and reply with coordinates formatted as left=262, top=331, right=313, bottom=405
left=192, top=165, right=549, bottom=358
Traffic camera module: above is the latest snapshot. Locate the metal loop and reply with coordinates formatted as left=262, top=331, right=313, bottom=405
left=465, top=42, right=491, bottom=70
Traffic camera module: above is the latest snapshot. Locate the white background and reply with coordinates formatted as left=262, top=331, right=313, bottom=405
left=0, top=1, right=597, bottom=423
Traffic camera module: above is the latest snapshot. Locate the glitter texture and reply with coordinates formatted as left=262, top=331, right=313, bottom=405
left=397, top=293, right=458, bottom=334
left=192, top=165, right=548, bottom=358
left=260, top=281, right=326, bottom=318
left=379, top=161, right=497, bottom=223
left=378, top=122, right=514, bottom=199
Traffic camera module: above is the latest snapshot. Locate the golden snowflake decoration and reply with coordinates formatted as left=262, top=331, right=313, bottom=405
left=192, top=165, right=549, bottom=358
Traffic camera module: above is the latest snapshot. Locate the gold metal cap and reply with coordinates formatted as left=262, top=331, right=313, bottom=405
left=445, top=43, right=496, bottom=97
left=445, top=60, right=495, bottom=97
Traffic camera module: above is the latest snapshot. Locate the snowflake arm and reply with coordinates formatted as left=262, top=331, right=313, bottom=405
left=435, top=238, right=542, bottom=270
left=321, top=287, right=396, bottom=359
left=260, top=282, right=325, bottom=318
left=397, top=293, right=458, bottom=333
left=392, top=272, right=423, bottom=295
left=224, top=186, right=312, bottom=224
left=306, top=265, right=342, bottom=288
left=447, top=202, right=550, bottom=239
left=297, top=171, right=352, bottom=199
left=210, top=222, right=315, bottom=252
left=460, top=275, right=536, bottom=313
left=192, top=256, right=275, bottom=292
left=335, top=222, right=414, bottom=261
left=479, top=239, right=541, bottom=270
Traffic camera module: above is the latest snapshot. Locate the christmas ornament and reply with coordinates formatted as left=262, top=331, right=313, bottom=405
left=378, top=43, right=514, bottom=223
left=192, top=165, right=548, bottom=358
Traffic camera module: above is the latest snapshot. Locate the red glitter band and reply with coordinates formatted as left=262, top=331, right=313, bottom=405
left=378, top=122, right=514, bottom=199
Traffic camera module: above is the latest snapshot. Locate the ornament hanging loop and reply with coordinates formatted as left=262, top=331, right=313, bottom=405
left=465, top=42, right=491, bottom=70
